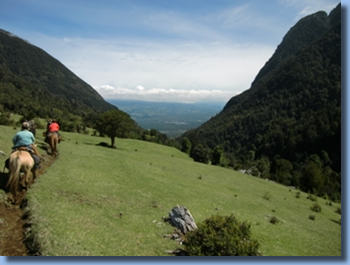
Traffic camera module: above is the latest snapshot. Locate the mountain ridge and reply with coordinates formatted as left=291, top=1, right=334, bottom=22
left=0, top=28, right=118, bottom=126
left=182, top=3, right=341, bottom=199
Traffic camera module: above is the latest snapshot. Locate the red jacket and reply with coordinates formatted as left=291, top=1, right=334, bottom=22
left=48, top=122, right=60, bottom=132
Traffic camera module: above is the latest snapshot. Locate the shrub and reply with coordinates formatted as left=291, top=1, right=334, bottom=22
left=335, top=207, right=341, bottom=215
left=307, top=193, right=317, bottom=202
left=310, top=203, right=322, bottom=213
left=263, top=192, right=271, bottom=201
left=183, top=214, right=261, bottom=256
left=270, top=216, right=279, bottom=224
left=295, top=191, right=301, bottom=199
left=0, top=112, right=13, bottom=126
left=309, top=215, right=316, bottom=221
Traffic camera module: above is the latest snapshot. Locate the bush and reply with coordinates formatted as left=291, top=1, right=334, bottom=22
left=0, top=112, right=13, bottom=126
left=335, top=207, right=341, bottom=215
left=310, top=203, right=322, bottom=213
left=263, top=192, right=271, bottom=201
left=307, top=193, right=317, bottom=202
left=270, top=216, right=279, bottom=224
left=183, top=214, right=261, bottom=256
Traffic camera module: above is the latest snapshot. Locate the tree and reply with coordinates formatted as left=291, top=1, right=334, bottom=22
left=190, top=144, right=210, bottom=164
left=181, top=137, right=192, bottom=154
left=300, top=160, right=325, bottom=193
left=256, top=157, right=271, bottom=178
left=211, top=145, right=224, bottom=166
left=96, top=110, right=135, bottom=148
left=270, top=158, right=293, bottom=185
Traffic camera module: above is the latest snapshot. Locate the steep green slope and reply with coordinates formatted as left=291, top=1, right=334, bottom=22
left=0, top=125, right=341, bottom=256
left=182, top=4, right=341, bottom=199
left=0, top=29, right=117, bottom=122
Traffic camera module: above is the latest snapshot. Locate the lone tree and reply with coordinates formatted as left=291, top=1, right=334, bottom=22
left=96, top=110, right=136, bottom=148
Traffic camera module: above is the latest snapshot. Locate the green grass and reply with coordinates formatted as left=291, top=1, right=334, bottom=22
left=0, top=125, right=342, bottom=256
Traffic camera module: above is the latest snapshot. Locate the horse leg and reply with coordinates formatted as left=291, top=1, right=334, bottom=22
left=55, top=138, right=58, bottom=156
left=26, top=170, right=34, bottom=189
left=53, top=137, right=58, bottom=156
left=8, top=193, right=15, bottom=204
left=20, top=171, right=27, bottom=189
left=32, top=168, right=37, bottom=182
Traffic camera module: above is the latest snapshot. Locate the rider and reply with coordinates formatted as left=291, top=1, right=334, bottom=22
left=48, top=119, right=62, bottom=142
left=28, top=119, right=36, bottom=137
left=11, top=121, right=41, bottom=168
left=48, top=119, right=59, bottom=133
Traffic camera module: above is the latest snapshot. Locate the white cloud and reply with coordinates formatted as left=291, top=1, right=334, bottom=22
left=218, top=4, right=252, bottom=29
left=136, top=85, right=145, bottom=91
left=30, top=35, right=274, bottom=103
left=95, top=85, right=235, bottom=103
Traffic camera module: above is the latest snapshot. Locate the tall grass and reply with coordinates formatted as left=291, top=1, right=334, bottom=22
left=0, top=126, right=341, bottom=256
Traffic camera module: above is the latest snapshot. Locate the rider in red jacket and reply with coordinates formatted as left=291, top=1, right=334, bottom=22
left=46, top=119, right=62, bottom=143
left=48, top=119, right=60, bottom=132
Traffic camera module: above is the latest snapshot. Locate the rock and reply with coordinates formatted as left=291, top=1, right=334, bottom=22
left=168, top=205, right=197, bottom=234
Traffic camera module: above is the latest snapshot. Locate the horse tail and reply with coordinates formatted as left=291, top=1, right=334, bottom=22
left=7, top=152, right=21, bottom=198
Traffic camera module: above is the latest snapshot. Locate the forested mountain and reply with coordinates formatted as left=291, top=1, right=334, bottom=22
left=0, top=29, right=118, bottom=128
left=182, top=4, right=341, bottom=200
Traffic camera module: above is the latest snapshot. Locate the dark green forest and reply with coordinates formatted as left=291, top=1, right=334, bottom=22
left=182, top=4, right=341, bottom=201
left=0, top=29, right=118, bottom=129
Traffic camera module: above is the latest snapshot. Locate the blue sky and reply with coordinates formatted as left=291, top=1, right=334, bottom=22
left=0, top=0, right=340, bottom=103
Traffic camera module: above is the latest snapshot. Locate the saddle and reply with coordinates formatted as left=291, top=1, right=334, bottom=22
left=14, top=146, right=34, bottom=153
left=44, top=132, right=62, bottom=143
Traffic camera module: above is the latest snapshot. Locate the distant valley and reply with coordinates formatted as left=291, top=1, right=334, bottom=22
left=107, top=99, right=224, bottom=137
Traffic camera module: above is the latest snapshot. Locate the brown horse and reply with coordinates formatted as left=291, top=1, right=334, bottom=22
left=7, top=150, right=36, bottom=203
left=47, top=133, right=59, bottom=156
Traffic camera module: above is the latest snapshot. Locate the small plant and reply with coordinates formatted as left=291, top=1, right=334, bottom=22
left=307, top=193, right=317, bottom=202
left=295, top=191, right=301, bottom=199
left=309, top=215, right=316, bottom=221
left=150, top=201, right=161, bottom=208
left=326, top=201, right=333, bottom=206
left=310, top=203, right=322, bottom=213
left=183, top=214, right=261, bottom=256
left=270, top=216, right=279, bottom=224
left=263, top=192, right=271, bottom=201
left=335, top=207, right=341, bottom=215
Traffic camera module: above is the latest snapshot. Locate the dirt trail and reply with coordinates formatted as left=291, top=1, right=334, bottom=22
left=0, top=152, right=56, bottom=256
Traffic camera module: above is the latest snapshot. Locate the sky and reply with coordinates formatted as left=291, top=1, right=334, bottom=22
left=0, top=0, right=340, bottom=103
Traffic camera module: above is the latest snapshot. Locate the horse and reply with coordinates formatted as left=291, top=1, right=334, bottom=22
left=6, top=149, right=36, bottom=203
left=46, top=132, right=59, bottom=156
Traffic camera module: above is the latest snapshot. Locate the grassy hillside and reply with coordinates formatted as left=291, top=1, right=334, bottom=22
left=0, top=126, right=341, bottom=256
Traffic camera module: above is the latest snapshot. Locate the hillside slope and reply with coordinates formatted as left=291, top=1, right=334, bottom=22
left=0, top=125, right=341, bottom=256
left=182, top=4, right=341, bottom=199
left=0, top=29, right=117, bottom=121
